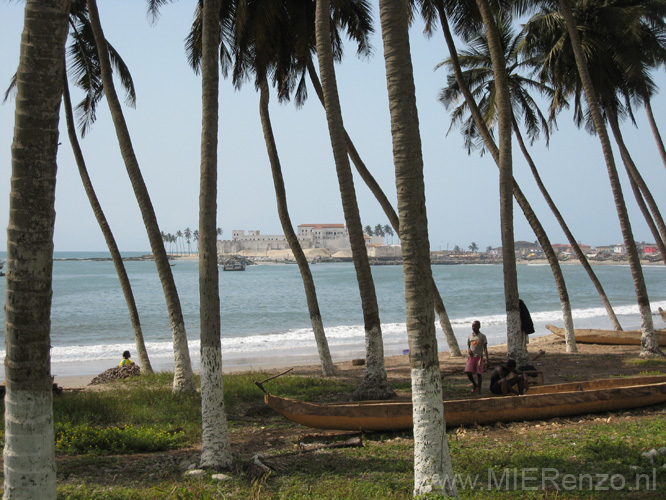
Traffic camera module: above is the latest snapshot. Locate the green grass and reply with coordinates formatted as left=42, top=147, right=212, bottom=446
left=2, top=372, right=666, bottom=498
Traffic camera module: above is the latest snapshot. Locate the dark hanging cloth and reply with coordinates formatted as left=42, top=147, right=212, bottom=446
left=519, top=299, right=535, bottom=334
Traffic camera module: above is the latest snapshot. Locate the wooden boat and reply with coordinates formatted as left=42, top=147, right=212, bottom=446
left=222, top=261, right=246, bottom=271
left=260, top=375, right=666, bottom=431
left=546, top=324, right=666, bottom=346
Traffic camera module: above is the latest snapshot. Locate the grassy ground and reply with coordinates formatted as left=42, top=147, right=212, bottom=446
left=2, top=336, right=666, bottom=499
left=1, top=368, right=665, bottom=499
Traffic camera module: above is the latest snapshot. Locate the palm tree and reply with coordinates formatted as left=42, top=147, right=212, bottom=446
left=86, top=0, right=197, bottom=391
left=3, top=1, right=70, bottom=497
left=438, top=7, right=620, bottom=332
left=469, top=242, right=479, bottom=252
left=62, top=73, right=153, bottom=372
left=315, top=0, right=394, bottom=399
left=198, top=0, right=233, bottom=469
left=364, top=224, right=374, bottom=236
left=3, top=1, right=156, bottom=371
left=377, top=0, right=457, bottom=495
left=419, top=2, right=584, bottom=355
left=383, top=224, right=394, bottom=243
left=486, top=245, right=492, bottom=252
left=176, top=230, right=184, bottom=255
left=221, top=0, right=337, bottom=376
left=184, top=227, right=192, bottom=254
left=471, top=0, right=523, bottom=364
left=554, top=0, right=662, bottom=357
left=374, top=224, right=385, bottom=238
left=523, top=0, right=666, bottom=258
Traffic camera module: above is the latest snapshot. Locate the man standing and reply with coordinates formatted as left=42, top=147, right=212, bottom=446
left=465, top=320, right=489, bottom=394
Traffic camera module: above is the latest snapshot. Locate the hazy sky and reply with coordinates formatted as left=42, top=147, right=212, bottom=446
left=1, top=1, right=665, bottom=253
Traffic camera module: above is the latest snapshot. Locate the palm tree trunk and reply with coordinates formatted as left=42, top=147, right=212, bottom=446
left=258, top=76, right=336, bottom=376
left=306, top=60, right=462, bottom=357
left=475, top=0, right=522, bottom=363
left=608, top=115, right=666, bottom=264
left=315, top=0, right=393, bottom=400
left=513, top=117, right=622, bottom=331
left=198, top=0, right=233, bottom=469
left=644, top=99, right=666, bottom=172
left=607, top=109, right=666, bottom=252
left=378, top=0, right=457, bottom=496
left=62, top=72, right=154, bottom=373
left=558, top=0, right=663, bottom=358
left=4, top=2, right=70, bottom=497
left=86, top=0, right=197, bottom=390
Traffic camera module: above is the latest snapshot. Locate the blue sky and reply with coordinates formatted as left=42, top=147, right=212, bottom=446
left=1, top=1, right=665, bottom=253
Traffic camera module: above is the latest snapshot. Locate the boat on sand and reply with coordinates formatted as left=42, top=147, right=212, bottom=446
left=546, top=324, right=666, bottom=346
left=258, top=375, right=666, bottom=431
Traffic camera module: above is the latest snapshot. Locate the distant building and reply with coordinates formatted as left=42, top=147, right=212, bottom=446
left=217, top=223, right=398, bottom=257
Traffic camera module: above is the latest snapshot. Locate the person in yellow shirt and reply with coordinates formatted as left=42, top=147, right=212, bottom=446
left=119, top=350, right=134, bottom=367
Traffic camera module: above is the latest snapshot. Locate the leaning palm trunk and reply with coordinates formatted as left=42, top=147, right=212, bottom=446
left=378, top=0, right=457, bottom=496
left=258, top=77, right=336, bottom=376
left=4, top=1, right=70, bottom=498
left=306, top=61, right=461, bottom=357
left=512, top=117, right=621, bottom=331
left=87, top=0, right=196, bottom=391
left=62, top=73, right=153, bottom=372
left=607, top=110, right=666, bottom=252
left=315, top=0, right=393, bottom=400
left=558, top=0, right=663, bottom=357
left=438, top=9, right=578, bottom=354
left=644, top=99, right=666, bottom=172
left=475, top=0, right=522, bottom=362
left=199, top=0, right=233, bottom=469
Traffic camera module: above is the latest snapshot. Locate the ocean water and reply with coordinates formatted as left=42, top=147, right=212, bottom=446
left=1, top=252, right=665, bottom=377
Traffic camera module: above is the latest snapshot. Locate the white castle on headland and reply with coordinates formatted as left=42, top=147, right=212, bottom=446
left=217, top=223, right=401, bottom=259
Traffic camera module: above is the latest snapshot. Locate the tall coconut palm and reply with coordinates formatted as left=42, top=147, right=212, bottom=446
left=5, top=0, right=156, bottom=370
left=415, top=0, right=588, bottom=354
left=306, top=60, right=462, bottom=357
left=315, top=0, right=394, bottom=399
left=378, top=1, right=457, bottom=496
left=438, top=8, right=621, bottom=332
left=232, top=0, right=337, bottom=376
left=555, top=0, right=662, bottom=357
left=3, top=1, right=70, bottom=498
left=86, top=0, right=197, bottom=391
left=64, top=2, right=153, bottom=370
left=523, top=0, right=666, bottom=256
left=62, top=74, right=154, bottom=372
left=181, top=0, right=337, bottom=376
left=198, top=0, right=233, bottom=469
left=472, top=0, right=522, bottom=363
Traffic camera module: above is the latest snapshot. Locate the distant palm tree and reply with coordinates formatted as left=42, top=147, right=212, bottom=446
left=486, top=245, right=493, bottom=253
left=184, top=227, right=192, bottom=254
left=373, top=224, right=385, bottom=238
left=469, top=242, right=479, bottom=252
left=176, top=230, right=183, bottom=255
left=383, top=224, right=393, bottom=243
left=3, top=1, right=70, bottom=496
left=364, top=225, right=374, bottom=236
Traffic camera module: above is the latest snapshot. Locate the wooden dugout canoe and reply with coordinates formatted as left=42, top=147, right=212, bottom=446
left=546, top=324, right=666, bottom=346
left=262, top=375, right=666, bottom=431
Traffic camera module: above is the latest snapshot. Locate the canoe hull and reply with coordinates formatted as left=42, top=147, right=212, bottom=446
left=546, top=324, right=666, bottom=346
left=264, top=375, right=666, bottom=431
